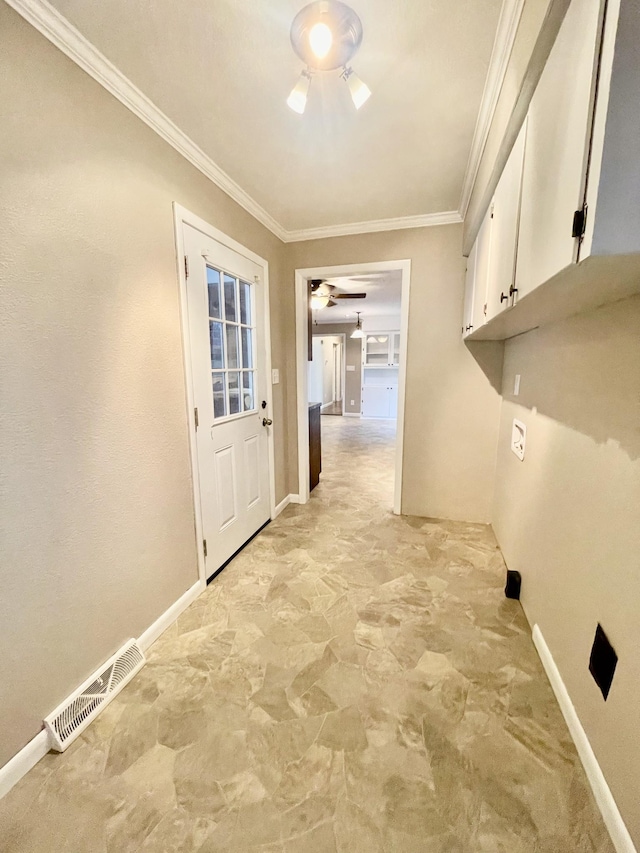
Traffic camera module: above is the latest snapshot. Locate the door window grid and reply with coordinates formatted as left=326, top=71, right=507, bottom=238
left=207, top=266, right=256, bottom=420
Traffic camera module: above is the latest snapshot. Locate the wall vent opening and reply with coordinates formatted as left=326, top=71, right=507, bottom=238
left=588, top=624, right=617, bottom=701
left=44, top=639, right=145, bottom=751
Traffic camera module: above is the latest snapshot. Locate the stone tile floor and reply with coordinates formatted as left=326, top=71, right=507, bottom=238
left=0, top=417, right=614, bottom=851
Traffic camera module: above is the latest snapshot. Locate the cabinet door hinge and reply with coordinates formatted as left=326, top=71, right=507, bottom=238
left=184, top=255, right=189, bottom=278
left=194, top=407, right=199, bottom=430
left=572, top=205, right=588, bottom=240
left=203, top=539, right=207, bottom=558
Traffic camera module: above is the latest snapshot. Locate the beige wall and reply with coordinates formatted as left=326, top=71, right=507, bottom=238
left=285, top=228, right=504, bottom=520
left=492, top=295, right=640, bottom=844
left=0, top=5, right=288, bottom=767
left=312, top=324, right=362, bottom=414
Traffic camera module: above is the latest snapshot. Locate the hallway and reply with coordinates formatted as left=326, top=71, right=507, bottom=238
left=0, top=419, right=612, bottom=852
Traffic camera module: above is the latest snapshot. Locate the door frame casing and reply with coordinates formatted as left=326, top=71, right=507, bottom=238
left=295, top=260, right=411, bottom=514
left=173, top=203, right=276, bottom=588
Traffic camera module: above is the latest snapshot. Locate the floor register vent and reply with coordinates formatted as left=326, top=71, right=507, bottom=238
left=44, top=639, right=145, bottom=751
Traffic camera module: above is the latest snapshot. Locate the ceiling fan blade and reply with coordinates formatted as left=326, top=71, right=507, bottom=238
left=332, top=293, right=367, bottom=299
left=326, top=299, right=338, bottom=307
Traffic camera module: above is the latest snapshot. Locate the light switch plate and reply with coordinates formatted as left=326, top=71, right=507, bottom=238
left=346, top=365, right=355, bottom=372
left=271, top=368, right=279, bottom=385
left=514, top=374, right=521, bottom=396
left=511, top=419, right=526, bottom=460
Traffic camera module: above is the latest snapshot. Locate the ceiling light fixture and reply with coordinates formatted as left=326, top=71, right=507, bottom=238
left=310, top=293, right=331, bottom=310
left=351, top=311, right=364, bottom=339
left=287, top=0, right=371, bottom=114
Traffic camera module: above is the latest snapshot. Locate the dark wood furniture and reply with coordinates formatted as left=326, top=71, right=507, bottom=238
left=309, top=402, right=322, bottom=491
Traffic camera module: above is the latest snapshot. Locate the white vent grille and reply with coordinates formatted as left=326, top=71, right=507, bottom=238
left=44, top=639, right=145, bottom=751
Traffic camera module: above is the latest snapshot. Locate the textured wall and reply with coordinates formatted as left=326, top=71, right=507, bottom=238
left=0, top=5, right=288, bottom=767
left=492, top=295, right=640, bottom=845
left=285, top=227, right=503, bottom=521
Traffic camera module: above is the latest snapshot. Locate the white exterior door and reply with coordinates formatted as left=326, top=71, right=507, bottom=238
left=183, top=223, right=271, bottom=579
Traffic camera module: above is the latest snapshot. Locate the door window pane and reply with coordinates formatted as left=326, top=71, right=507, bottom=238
left=241, top=327, right=253, bottom=369
left=207, top=268, right=221, bottom=319
left=209, top=321, right=224, bottom=369
left=239, top=280, right=251, bottom=325
left=212, top=372, right=226, bottom=418
left=242, top=372, right=254, bottom=411
left=224, top=275, right=237, bottom=322
left=226, top=325, right=239, bottom=369
left=228, top=372, right=241, bottom=415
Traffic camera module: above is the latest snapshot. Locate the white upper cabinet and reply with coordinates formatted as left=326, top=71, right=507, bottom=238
left=364, top=332, right=400, bottom=367
left=464, top=0, right=640, bottom=342
left=515, top=0, right=604, bottom=300
left=473, top=208, right=493, bottom=332
left=582, top=0, right=640, bottom=259
left=485, top=119, right=527, bottom=321
left=462, top=241, right=477, bottom=337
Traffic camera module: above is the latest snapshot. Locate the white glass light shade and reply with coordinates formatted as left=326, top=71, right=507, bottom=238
left=345, top=69, right=371, bottom=109
left=310, top=294, right=330, bottom=310
left=351, top=326, right=364, bottom=339
left=287, top=72, right=311, bottom=114
left=309, top=22, right=333, bottom=59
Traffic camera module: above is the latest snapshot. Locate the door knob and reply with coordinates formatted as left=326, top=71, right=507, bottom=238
left=262, top=417, right=273, bottom=427
left=509, top=285, right=518, bottom=297
left=500, top=292, right=508, bottom=303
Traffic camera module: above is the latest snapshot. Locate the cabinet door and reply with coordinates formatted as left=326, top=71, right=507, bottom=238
left=515, top=0, right=604, bottom=299
left=486, top=119, right=527, bottom=320
left=472, top=208, right=493, bottom=332
left=388, top=385, right=398, bottom=419
left=391, top=333, right=401, bottom=366
left=462, top=241, right=477, bottom=337
left=362, top=385, right=390, bottom=418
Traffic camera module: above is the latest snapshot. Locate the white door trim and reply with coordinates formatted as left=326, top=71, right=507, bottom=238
left=295, top=260, right=411, bottom=514
left=173, top=203, right=276, bottom=586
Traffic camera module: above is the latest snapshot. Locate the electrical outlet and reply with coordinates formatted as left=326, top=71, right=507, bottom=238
left=350, top=400, right=355, bottom=406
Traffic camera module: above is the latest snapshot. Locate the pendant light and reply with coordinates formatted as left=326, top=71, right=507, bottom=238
left=350, top=311, right=364, bottom=339
left=287, top=1, right=372, bottom=114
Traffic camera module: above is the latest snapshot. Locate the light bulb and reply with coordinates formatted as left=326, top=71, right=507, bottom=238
left=287, top=71, right=311, bottom=114
left=344, top=68, right=371, bottom=109
left=309, top=22, right=332, bottom=59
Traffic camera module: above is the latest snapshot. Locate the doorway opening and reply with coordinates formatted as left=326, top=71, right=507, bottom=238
left=295, top=260, right=411, bottom=514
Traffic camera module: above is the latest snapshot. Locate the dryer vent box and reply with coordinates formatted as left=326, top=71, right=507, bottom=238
left=589, top=624, right=617, bottom=700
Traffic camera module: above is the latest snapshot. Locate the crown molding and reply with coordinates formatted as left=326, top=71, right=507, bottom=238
left=283, top=210, right=463, bottom=243
left=5, top=0, right=289, bottom=242
left=458, top=0, right=525, bottom=219
left=8, top=0, right=465, bottom=245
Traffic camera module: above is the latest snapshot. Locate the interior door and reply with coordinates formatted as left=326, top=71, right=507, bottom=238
left=183, top=223, right=271, bottom=579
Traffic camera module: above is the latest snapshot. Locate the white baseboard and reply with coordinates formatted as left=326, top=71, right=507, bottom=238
left=288, top=494, right=301, bottom=504
left=138, top=580, right=203, bottom=652
left=532, top=625, right=636, bottom=853
left=0, top=579, right=204, bottom=801
left=343, top=412, right=361, bottom=418
left=0, top=730, right=50, bottom=801
left=273, top=494, right=290, bottom=517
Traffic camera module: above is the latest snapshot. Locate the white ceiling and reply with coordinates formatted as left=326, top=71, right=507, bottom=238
left=47, top=0, right=503, bottom=232
left=313, top=270, right=401, bottom=324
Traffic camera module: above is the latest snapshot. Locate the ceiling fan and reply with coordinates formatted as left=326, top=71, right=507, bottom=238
left=309, top=279, right=367, bottom=309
